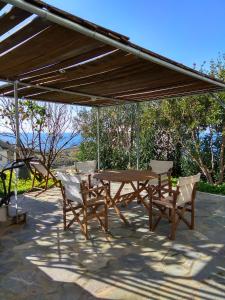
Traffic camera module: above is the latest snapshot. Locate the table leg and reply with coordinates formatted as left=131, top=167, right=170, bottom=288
left=111, top=182, right=129, bottom=224
left=130, top=181, right=150, bottom=210
left=137, top=181, right=141, bottom=204
left=101, top=180, right=129, bottom=225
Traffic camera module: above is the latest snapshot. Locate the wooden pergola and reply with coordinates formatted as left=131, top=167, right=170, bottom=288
left=0, top=0, right=224, bottom=168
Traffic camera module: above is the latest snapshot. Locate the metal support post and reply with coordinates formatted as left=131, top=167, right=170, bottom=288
left=97, top=106, right=100, bottom=170
left=136, top=102, right=140, bottom=170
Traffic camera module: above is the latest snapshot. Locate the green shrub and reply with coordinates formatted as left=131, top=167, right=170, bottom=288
left=172, top=177, right=225, bottom=195
left=197, top=181, right=225, bottom=195
left=0, top=171, right=54, bottom=198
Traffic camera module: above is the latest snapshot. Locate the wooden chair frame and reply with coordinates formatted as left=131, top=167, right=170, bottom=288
left=149, top=183, right=198, bottom=240
left=60, top=180, right=109, bottom=239
left=138, top=169, right=172, bottom=203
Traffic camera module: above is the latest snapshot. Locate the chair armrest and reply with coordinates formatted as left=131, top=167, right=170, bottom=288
left=82, top=182, right=109, bottom=195
left=150, top=185, right=179, bottom=206
left=162, top=188, right=179, bottom=197
left=149, top=183, right=178, bottom=195
left=83, top=183, right=110, bottom=205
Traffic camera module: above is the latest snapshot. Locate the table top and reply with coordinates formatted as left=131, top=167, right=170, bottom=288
left=94, top=170, right=157, bottom=182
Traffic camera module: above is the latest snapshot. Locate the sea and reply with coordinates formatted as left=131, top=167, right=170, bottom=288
left=0, top=132, right=83, bottom=149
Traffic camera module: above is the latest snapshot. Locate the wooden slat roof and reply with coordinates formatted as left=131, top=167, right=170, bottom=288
left=0, top=2, right=6, bottom=10
left=0, top=6, right=31, bottom=35
left=0, top=0, right=224, bottom=106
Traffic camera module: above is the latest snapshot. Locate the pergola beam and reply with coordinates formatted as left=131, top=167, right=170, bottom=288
left=0, top=78, right=136, bottom=105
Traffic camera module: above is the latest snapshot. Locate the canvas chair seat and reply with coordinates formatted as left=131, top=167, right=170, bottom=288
left=67, top=195, right=106, bottom=206
left=151, top=195, right=192, bottom=209
left=151, top=196, right=174, bottom=208
left=67, top=200, right=106, bottom=216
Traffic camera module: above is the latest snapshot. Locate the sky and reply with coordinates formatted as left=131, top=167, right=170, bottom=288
left=44, top=0, right=225, bottom=70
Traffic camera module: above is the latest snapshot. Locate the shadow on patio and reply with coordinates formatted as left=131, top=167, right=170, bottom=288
left=0, top=188, right=225, bottom=300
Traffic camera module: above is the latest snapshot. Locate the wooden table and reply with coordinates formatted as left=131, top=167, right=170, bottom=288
left=94, top=170, right=157, bottom=224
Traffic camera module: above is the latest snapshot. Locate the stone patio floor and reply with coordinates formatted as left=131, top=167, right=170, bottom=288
left=0, top=186, right=225, bottom=300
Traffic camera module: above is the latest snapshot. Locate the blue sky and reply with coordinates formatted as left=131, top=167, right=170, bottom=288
left=45, top=0, right=225, bottom=70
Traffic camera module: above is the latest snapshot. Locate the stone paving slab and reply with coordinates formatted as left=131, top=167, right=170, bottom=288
left=0, top=187, right=225, bottom=300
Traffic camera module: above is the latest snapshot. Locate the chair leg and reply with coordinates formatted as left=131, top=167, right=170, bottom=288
left=63, top=203, right=67, bottom=231
left=104, top=203, right=108, bottom=232
left=149, top=198, right=153, bottom=231
left=190, top=202, right=195, bottom=229
left=152, top=206, right=167, bottom=231
left=169, top=208, right=172, bottom=223
left=137, top=181, right=141, bottom=204
left=31, top=172, right=36, bottom=189
left=83, top=208, right=89, bottom=240
left=96, top=215, right=104, bottom=230
left=44, top=175, right=49, bottom=191
left=169, top=208, right=176, bottom=240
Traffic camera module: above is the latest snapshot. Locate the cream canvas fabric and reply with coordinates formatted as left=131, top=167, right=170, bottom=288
left=57, top=172, right=83, bottom=203
left=75, top=160, right=97, bottom=174
left=176, top=173, right=201, bottom=206
left=149, top=160, right=173, bottom=185
left=30, top=160, right=49, bottom=177
left=150, top=160, right=173, bottom=174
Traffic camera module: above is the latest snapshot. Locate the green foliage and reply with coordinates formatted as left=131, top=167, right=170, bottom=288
left=172, top=177, right=225, bottom=195
left=158, top=93, right=225, bottom=183
left=197, top=181, right=225, bottom=195
left=76, top=140, right=97, bottom=161
left=180, top=155, right=199, bottom=176
left=0, top=171, right=53, bottom=197
left=77, top=56, right=225, bottom=189
left=77, top=105, right=137, bottom=169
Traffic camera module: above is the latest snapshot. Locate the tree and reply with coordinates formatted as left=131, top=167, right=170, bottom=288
left=75, top=55, right=225, bottom=184
left=158, top=93, right=225, bottom=184
left=77, top=105, right=137, bottom=169
left=0, top=98, right=79, bottom=169
left=140, top=101, right=177, bottom=169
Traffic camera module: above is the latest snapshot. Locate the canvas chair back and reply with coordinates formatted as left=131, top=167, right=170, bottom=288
left=176, top=173, right=200, bottom=206
left=57, top=172, right=83, bottom=203
left=30, top=160, right=50, bottom=177
left=75, top=160, right=97, bottom=174
left=150, top=160, right=173, bottom=174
